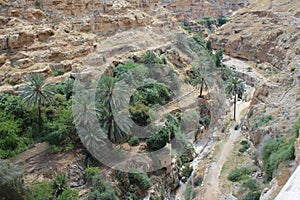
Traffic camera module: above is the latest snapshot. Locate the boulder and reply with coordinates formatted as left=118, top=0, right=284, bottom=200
left=7, top=31, right=35, bottom=49
left=16, top=58, right=33, bottom=69
left=0, top=54, right=7, bottom=65
left=9, top=72, right=22, bottom=84
left=68, top=160, right=86, bottom=187
left=37, top=29, right=54, bottom=42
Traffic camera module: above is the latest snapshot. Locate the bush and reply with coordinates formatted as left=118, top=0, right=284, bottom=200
left=142, top=51, right=160, bottom=64
left=239, top=140, right=250, bottom=153
left=0, top=160, right=25, bottom=200
left=184, top=185, right=196, bottom=200
left=58, top=188, right=79, bottom=200
left=53, top=69, right=65, bottom=76
left=290, top=66, right=296, bottom=72
left=293, top=118, right=300, bottom=137
left=242, top=179, right=258, bottom=192
left=243, top=192, right=261, bottom=200
left=181, top=163, right=193, bottom=179
left=228, top=167, right=257, bottom=182
left=26, top=181, right=53, bottom=200
left=128, top=136, right=140, bottom=146
left=128, top=172, right=152, bottom=190
left=88, top=174, right=118, bottom=200
left=52, top=173, right=68, bottom=197
left=146, top=127, right=169, bottom=151
left=85, top=167, right=100, bottom=180
left=252, top=115, right=273, bottom=131
left=113, top=61, right=139, bottom=79
left=262, top=137, right=295, bottom=181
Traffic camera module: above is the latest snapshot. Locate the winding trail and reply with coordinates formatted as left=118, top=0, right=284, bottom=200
left=201, top=91, right=253, bottom=200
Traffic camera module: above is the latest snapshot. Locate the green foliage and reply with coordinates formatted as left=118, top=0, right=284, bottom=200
left=290, top=66, right=296, bottom=72
left=217, top=16, right=231, bottom=26
left=52, top=173, right=68, bottom=197
left=262, top=137, right=295, bottom=181
left=0, top=160, right=25, bottom=200
left=26, top=181, right=53, bottom=200
left=128, top=172, right=152, bottom=190
left=43, top=107, right=75, bottom=149
left=88, top=174, right=119, bottom=200
left=53, top=69, right=65, bottom=76
left=0, top=114, right=31, bottom=158
left=113, top=61, right=140, bottom=79
left=85, top=167, right=100, bottom=180
left=146, top=127, right=169, bottom=151
left=141, top=51, right=162, bottom=64
left=58, top=188, right=79, bottom=200
left=293, top=118, right=300, bottom=137
left=239, top=140, right=250, bottom=153
left=242, top=192, right=261, bottom=200
left=181, top=163, right=193, bottom=178
left=130, top=81, right=171, bottom=126
left=184, top=185, right=196, bottom=200
left=228, top=167, right=258, bottom=182
left=55, top=79, right=74, bottom=100
left=128, top=136, right=140, bottom=146
left=252, top=115, right=273, bottom=131
left=241, top=179, right=258, bottom=192
left=214, top=48, right=223, bottom=68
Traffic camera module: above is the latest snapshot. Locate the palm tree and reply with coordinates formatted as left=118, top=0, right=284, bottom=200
left=19, top=73, right=55, bottom=126
left=225, top=77, right=245, bottom=121
left=96, top=75, right=130, bottom=143
left=190, top=67, right=210, bottom=98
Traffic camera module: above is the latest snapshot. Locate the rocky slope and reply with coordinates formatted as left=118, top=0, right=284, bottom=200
left=209, top=0, right=300, bottom=199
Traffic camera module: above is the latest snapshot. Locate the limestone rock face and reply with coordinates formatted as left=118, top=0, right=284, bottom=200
left=162, top=0, right=249, bottom=20
left=211, top=0, right=300, bottom=69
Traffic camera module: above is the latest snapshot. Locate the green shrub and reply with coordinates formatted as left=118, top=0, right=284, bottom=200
left=262, top=137, right=295, bottom=181
left=242, top=179, right=258, bottom=192
left=128, top=136, right=140, bottom=146
left=85, top=167, right=100, bottom=180
left=146, top=127, right=169, bottom=151
left=181, top=163, right=193, bottom=179
left=252, top=115, right=273, bottom=131
left=0, top=160, right=25, bottom=200
left=113, top=61, right=139, bottom=79
left=142, top=51, right=160, bottom=64
left=243, top=192, right=261, bottom=200
left=88, top=174, right=118, bottom=200
left=26, top=181, right=53, bottom=200
left=228, top=167, right=257, bottom=182
left=52, top=173, right=68, bottom=197
left=293, top=118, right=300, bottom=137
left=58, top=188, right=79, bottom=200
left=129, top=172, right=152, bottom=190
left=239, top=140, right=250, bottom=153
left=53, top=69, right=65, bottom=76
left=184, top=185, right=196, bottom=200
left=290, top=66, right=296, bottom=72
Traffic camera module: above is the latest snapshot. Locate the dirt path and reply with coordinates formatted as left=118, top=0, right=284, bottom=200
left=201, top=95, right=252, bottom=199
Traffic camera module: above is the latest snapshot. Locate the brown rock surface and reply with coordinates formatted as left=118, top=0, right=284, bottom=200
left=211, top=0, right=300, bottom=69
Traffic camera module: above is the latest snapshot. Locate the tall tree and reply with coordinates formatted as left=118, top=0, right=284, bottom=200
left=225, top=77, right=245, bottom=121
left=19, top=73, right=54, bottom=126
left=190, top=67, right=210, bottom=98
left=96, top=75, right=129, bottom=143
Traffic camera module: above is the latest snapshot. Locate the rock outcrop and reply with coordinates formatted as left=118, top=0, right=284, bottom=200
left=211, top=0, right=300, bottom=69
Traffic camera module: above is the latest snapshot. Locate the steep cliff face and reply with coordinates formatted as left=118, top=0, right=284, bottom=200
left=211, top=0, right=300, bottom=69
left=163, top=0, right=249, bottom=20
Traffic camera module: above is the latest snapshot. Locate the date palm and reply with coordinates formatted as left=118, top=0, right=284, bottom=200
left=225, top=77, right=245, bottom=121
left=190, top=66, right=210, bottom=98
left=96, top=75, right=130, bottom=143
left=19, top=73, right=54, bottom=125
